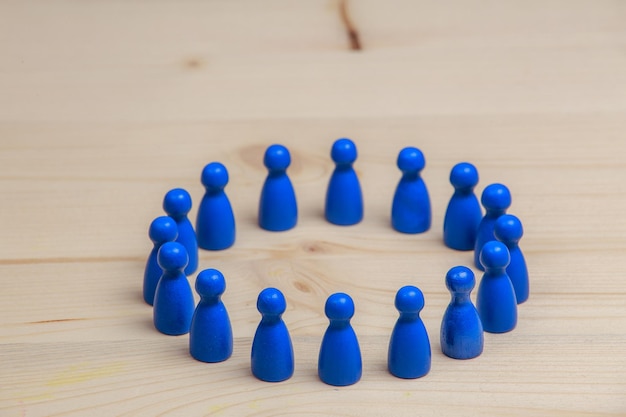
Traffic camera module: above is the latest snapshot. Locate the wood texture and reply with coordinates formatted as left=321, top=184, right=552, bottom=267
left=1, top=1, right=626, bottom=415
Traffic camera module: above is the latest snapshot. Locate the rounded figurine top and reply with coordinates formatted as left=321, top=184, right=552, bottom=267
left=149, top=216, right=178, bottom=244
left=479, top=240, right=511, bottom=270
left=494, top=214, right=524, bottom=244
left=445, top=265, right=475, bottom=293
left=394, top=285, right=424, bottom=314
left=201, top=162, right=229, bottom=190
left=331, top=138, right=357, bottom=165
left=324, top=292, right=355, bottom=321
left=195, top=268, right=226, bottom=298
left=397, top=147, right=425, bottom=174
left=481, top=183, right=512, bottom=212
left=264, top=144, right=291, bottom=171
left=157, top=241, right=189, bottom=272
left=257, top=287, right=287, bottom=316
left=163, top=188, right=192, bottom=218
left=449, top=162, right=479, bottom=190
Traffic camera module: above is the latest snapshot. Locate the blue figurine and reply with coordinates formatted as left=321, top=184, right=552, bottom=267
left=443, top=162, right=482, bottom=250
left=259, top=144, right=298, bottom=231
left=189, top=269, right=233, bottom=363
left=251, top=288, right=294, bottom=382
left=495, top=214, right=529, bottom=304
left=474, top=183, right=512, bottom=270
left=391, top=147, right=431, bottom=234
left=477, top=241, right=517, bottom=333
left=388, top=286, right=431, bottom=379
left=325, top=138, right=363, bottom=226
left=318, top=293, right=362, bottom=386
left=196, top=162, right=236, bottom=250
left=440, top=266, right=484, bottom=359
left=153, top=242, right=195, bottom=335
left=163, top=188, right=198, bottom=275
left=143, top=216, right=178, bottom=306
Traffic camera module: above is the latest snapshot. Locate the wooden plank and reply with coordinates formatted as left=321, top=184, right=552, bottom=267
left=1, top=0, right=626, bottom=415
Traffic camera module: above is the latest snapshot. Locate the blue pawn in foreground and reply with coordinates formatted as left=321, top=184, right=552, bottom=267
left=391, top=147, right=431, bottom=234
left=153, top=242, right=195, bottom=335
left=495, top=214, right=529, bottom=304
left=163, top=188, right=198, bottom=275
left=443, top=162, right=482, bottom=250
left=325, top=138, right=363, bottom=226
left=388, top=286, right=431, bottom=379
left=259, top=144, right=298, bottom=232
left=143, top=216, right=178, bottom=306
left=440, top=266, right=483, bottom=359
left=318, top=293, right=362, bottom=386
left=189, top=269, right=233, bottom=363
left=474, top=183, right=512, bottom=270
left=251, top=288, right=294, bottom=382
left=196, top=162, right=236, bottom=250
left=477, top=241, right=517, bottom=333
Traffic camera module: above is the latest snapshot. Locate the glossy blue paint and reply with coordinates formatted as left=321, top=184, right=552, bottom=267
left=189, top=269, right=233, bottom=363
left=388, top=286, right=431, bottom=378
left=153, top=242, right=194, bottom=335
left=163, top=188, right=198, bottom=275
left=440, top=266, right=484, bottom=359
left=251, top=288, right=294, bottom=382
left=474, top=183, right=512, bottom=270
left=259, top=144, right=298, bottom=232
left=143, top=216, right=178, bottom=306
left=318, top=293, right=362, bottom=386
left=477, top=241, right=517, bottom=333
left=443, top=162, right=482, bottom=250
left=325, top=138, right=363, bottom=226
left=495, top=214, right=529, bottom=304
left=391, top=147, right=431, bottom=234
left=196, top=162, right=236, bottom=250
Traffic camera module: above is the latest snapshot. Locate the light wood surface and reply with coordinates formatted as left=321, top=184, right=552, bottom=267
left=2, top=1, right=626, bottom=416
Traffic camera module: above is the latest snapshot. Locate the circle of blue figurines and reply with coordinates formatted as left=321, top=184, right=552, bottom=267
left=143, top=138, right=529, bottom=385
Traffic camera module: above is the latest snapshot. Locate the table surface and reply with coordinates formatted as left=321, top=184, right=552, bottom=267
left=2, top=1, right=626, bottom=416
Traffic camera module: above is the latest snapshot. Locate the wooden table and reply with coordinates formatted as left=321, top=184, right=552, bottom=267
left=2, top=1, right=625, bottom=415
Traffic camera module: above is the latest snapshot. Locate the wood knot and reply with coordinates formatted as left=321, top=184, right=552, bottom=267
left=302, top=241, right=324, bottom=254
left=293, top=281, right=312, bottom=293
left=184, top=57, right=204, bottom=70
left=239, top=144, right=267, bottom=172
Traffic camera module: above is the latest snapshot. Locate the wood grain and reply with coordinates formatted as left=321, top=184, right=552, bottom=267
left=1, top=1, right=626, bottom=416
